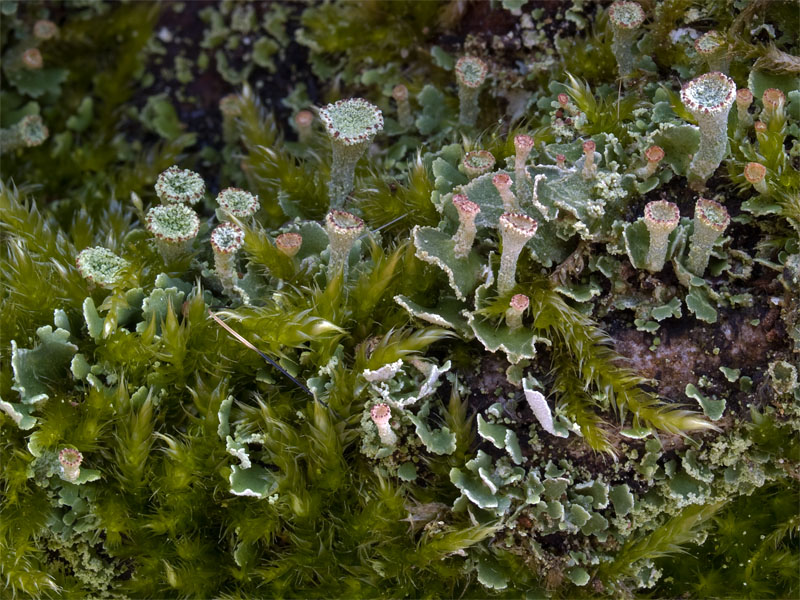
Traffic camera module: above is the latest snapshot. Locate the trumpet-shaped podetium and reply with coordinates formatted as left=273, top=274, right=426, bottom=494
left=21, top=48, right=43, bottom=69
left=761, top=88, right=786, bottom=124
left=493, top=173, right=519, bottom=212
left=695, top=30, right=728, bottom=72
left=636, top=145, right=665, bottom=179
left=324, top=209, right=365, bottom=280
left=216, top=187, right=260, bottom=220
left=370, top=403, right=397, bottom=446
left=514, top=135, right=535, bottom=203
left=687, top=198, right=730, bottom=276
left=743, top=162, right=767, bottom=194
left=608, top=1, right=645, bottom=78
left=210, top=222, right=245, bottom=297
left=155, top=166, right=205, bottom=205
left=582, top=140, right=597, bottom=179
left=275, top=232, right=303, bottom=258
left=680, top=72, right=736, bottom=188
left=0, top=114, right=48, bottom=154
left=59, top=448, right=83, bottom=482
left=643, top=200, right=680, bottom=273
left=736, top=88, right=753, bottom=130
left=318, top=98, right=384, bottom=208
left=33, top=19, right=59, bottom=40
left=392, top=84, right=413, bottom=129
left=497, top=213, right=538, bottom=295
left=462, top=150, right=495, bottom=179
left=505, top=294, right=529, bottom=331
left=455, top=56, right=488, bottom=127
left=76, top=247, right=129, bottom=289
left=452, top=194, right=480, bottom=259
left=294, top=110, right=313, bottom=143
left=146, top=203, right=200, bottom=262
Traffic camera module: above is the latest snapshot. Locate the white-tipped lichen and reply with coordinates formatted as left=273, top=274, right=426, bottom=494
left=643, top=200, right=680, bottom=273
left=370, top=403, right=397, bottom=447
left=455, top=56, right=488, bottom=127
left=680, top=72, right=736, bottom=188
left=687, top=198, right=729, bottom=276
left=392, top=84, right=413, bottom=129
left=216, top=187, right=260, bottom=219
left=275, top=232, right=303, bottom=258
left=497, top=213, right=538, bottom=295
left=145, top=204, right=200, bottom=262
left=319, top=98, right=384, bottom=207
left=155, top=166, right=205, bottom=205
left=694, top=30, right=728, bottom=72
left=492, top=173, right=520, bottom=212
left=505, top=294, right=529, bottom=331
left=462, top=150, right=495, bottom=179
left=210, top=222, right=245, bottom=298
left=514, top=135, right=535, bottom=204
left=76, top=247, right=129, bottom=289
left=608, top=1, right=645, bottom=78
left=0, top=114, right=49, bottom=154
left=452, top=194, right=480, bottom=259
left=743, top=162, right=767, bottom=194
left=325, top=209, right=365, bottom=280
left=59, top=447, right=83, bottom=482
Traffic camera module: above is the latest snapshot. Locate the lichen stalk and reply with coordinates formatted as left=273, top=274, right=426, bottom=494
left=582, top=140, right=597, bottom=179
left=392, top=84, right=413, bottom=129
left=275, top=232, right=303, bottom=258
left=455, top=56, right=488, bottom=127
left=370, top=403, right=397, bottom=446
left=505, top=294, right=529, bottom=331
left=680, top=72, right=737, bottom=188
left=210, top=222, right=245, bottom=298
left=643, top=200, right=680, bottom=272
left=636, top=145, right=664, bottom=179
left=319, top=98, right=384, bottom=207
left=325, top=209, right=365, bottom=280
left=451, top=194, right=480, bottom=259
left=743, top=162, right=767, bottom=194
left=608, top=1, right=645, bottom=78
left=294, top=110, right=314, bottom=144
left=736, top=88, right=753, bottom=129
left=59, top=448, right=82, bottom=482
left=462, top=150, right=495, bottom=179
left=145, top=204, right=200, bottom=262
left=761, top=88, right=785, bottom=124
left=492, top=173, right=519, bottom=212
left=0, top=114, right=48, bottom=154
left=687, top=198, right=730, bottom=276
left=514, top=135, right=534, bottom=204
left=497, top=213, right=538, bottom=295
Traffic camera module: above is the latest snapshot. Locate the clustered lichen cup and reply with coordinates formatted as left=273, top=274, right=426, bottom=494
left=680, top=71, right=737, bottom=189
left=319, top=98, right=384, bottom=208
